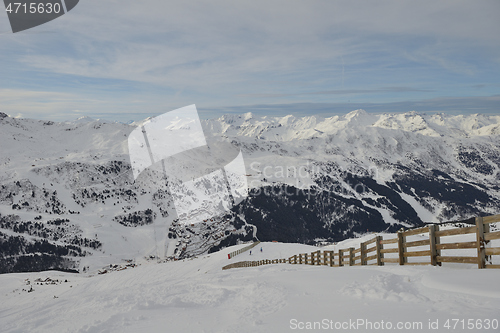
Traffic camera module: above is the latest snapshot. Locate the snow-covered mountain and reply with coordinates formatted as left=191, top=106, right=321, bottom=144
left=1, top=110, right=500, bottom=273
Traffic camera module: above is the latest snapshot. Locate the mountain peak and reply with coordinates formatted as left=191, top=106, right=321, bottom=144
left=243, top=112, right=253, bottom=121
left=345, top=109, right=368, bottom=118
left=73, top=116, right=96, bottom=123
left=343, top=109, right=376, bottom=127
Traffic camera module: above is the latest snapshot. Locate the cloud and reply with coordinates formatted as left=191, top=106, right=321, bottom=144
left=1, top=88, right=498, bottom=122
left=11, top=1, right=500, bottom=88
left=200, top=95, right=500, bottom=119
left=239, top=87, right=434, bottom=98
left=0, top=89, right=106, bottom=120
left=1, top=1, right=499, bottom=122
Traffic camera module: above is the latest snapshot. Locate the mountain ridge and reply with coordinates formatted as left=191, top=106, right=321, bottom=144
left=1, top=110, right=499, bottom=273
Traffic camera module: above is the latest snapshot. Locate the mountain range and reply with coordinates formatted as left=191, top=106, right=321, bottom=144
left=1, top=109, right=499, bottom=273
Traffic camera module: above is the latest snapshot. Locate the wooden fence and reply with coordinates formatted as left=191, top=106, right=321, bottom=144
left=222, top=214, right=500, bottom=270
left=227, top=241, right=260, bottom=259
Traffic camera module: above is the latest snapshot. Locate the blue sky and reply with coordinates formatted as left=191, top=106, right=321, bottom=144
left=0, top=0, right=499, bottom=122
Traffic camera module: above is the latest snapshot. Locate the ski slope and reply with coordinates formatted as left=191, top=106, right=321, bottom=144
left=1, top=241, right=499, bottom=332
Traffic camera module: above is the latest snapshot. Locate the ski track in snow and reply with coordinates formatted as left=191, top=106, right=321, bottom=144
left=1, top=242, right=499, bottom=333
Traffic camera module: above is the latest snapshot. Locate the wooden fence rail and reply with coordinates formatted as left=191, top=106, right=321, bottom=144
left=227, top=241, right=260, bottom=259
left=222, top=214, right=500, bottom=270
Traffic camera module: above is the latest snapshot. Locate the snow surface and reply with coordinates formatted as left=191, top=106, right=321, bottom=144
left=1, top=241, right=499, bottom=333
left=1, top=110, right=500, bottom=330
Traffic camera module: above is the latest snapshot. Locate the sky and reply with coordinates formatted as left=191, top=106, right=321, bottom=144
left=0, top=0, right=499, bottom=122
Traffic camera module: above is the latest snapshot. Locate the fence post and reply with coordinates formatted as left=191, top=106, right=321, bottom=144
left=397, top=231, right=406, bottom=265
left=360, top=241, right=367, bottom=265
left=375, top=235, right=383, bottom=266
left=315, top=250, right=320, bottom=265
left=338, top=250, right=344, bottom=267
left=476, top=216, right=488, bottom=269
left=349, top=247, right=355, bottom=266
left=429, top=224, right=441, bottom=266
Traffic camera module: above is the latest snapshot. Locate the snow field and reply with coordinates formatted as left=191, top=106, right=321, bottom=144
left=1, top=241, right=499, bottom=332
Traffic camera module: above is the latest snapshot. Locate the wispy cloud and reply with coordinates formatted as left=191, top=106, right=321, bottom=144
left=199, top=95, right=500, bottom=119
left=1, top=0, right=499, bottom=121
left=239, top=87, right=435, bottom=98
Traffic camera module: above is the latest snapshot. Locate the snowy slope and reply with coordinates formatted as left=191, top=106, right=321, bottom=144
left=0, top=241, right=499, bottom=333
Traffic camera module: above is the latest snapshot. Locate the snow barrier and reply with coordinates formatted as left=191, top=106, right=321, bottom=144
left=223, top=214, right=500, bottom=270
left=227, top=241, right=260, bottom=259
